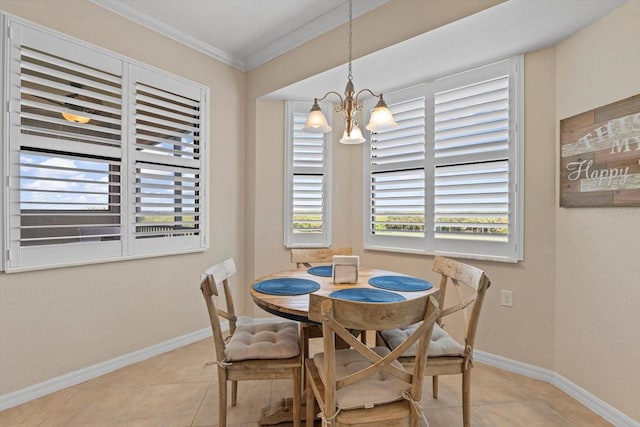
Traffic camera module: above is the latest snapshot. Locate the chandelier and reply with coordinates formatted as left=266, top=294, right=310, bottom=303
left=302, top=0, right=397, bottom=144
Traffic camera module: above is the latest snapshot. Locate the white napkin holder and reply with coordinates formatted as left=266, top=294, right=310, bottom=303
left=332, top=255, right=359, bottom=284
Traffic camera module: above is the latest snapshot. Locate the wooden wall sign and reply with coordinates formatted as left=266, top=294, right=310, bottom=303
left=560, top=94, right=640, bottom=207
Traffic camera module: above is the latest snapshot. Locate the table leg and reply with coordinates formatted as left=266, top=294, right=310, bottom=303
left=259, top=394, right=318, bottom=425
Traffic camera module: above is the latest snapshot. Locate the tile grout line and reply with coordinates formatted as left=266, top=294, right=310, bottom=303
left=190, top=381, right=213, bottom=427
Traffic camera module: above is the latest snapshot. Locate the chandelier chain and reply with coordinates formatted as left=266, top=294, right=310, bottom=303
left=348, top=0, right=353, bottom=82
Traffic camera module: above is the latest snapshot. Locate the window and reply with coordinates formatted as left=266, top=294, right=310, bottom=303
left=1, top=15, right=208, bottom=271
left=284, top=101, right=332, bottom=247
left=364, top=57, right=523, bottom=262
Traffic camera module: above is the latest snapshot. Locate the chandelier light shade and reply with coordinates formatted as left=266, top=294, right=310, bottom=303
left=340, top=123, right=365, bottom=144
left=61, top=88, right=92, bottom=124
left=366, top=96, right=397, bottom=132
left=302, top=100, right=332, bottom=133
left=303, top=0, right=397, bottom=144
left=61, top=111, right=91, bottom=124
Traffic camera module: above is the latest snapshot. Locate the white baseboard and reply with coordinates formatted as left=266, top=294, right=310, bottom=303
left=0, top=327, right=212, bottom=411
left=475, top=350, right=639, bottom=427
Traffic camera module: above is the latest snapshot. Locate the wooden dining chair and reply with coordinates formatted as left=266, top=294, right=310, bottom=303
left=377, top=256, right=491, bottom=427
left=290, top=247, right=355, bottom=359
left=305, top=293, right=440, bottom=427
left=200, top=258, right=302, bottom=427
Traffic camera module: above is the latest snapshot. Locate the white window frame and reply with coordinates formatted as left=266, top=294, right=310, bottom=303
left=284, top=101, right=332, bottom=248
left=364, top=56, right=524, bottom=263
left=1, top=13, right=209, bottom=272
left=0, top=16, right=7, bottom=272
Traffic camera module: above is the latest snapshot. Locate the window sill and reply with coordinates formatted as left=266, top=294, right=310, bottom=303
left=363, top=244, right=521, bottom=264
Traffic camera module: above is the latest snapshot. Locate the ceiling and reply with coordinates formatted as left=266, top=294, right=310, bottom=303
left=90, top=0, right=388, bottom=71
left=268, top=0, right=628, bottom=100
left=91, top=0, right=628, bottom=100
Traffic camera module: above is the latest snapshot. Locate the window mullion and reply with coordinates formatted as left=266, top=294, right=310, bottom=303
left=423, top=83, right=436, bottom=252
left=123, top=63, right=134, bottom=257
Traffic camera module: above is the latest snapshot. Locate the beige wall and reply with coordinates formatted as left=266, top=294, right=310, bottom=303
left=554, top=0, right=640, bottom=420
left=0, top=0, right=246, bottom=395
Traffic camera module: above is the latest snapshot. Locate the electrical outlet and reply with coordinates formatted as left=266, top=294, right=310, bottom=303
left=501, top=290, right=513, bottom=307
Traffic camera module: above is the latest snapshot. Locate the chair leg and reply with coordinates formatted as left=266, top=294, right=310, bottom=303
left=462, top=369, right=471, bottom=427
left=375, top=331, right=384, bottom=346
left=302, top=327, right=310, bottom=361
left=360, top=329, right=368, bottom=345
left=293, top=366, right=302, bottom=427
left=300, top=326, right=309, bottom=388
left=305, top=367, right=315, bottom=427
left=231, top=380, right=238, bottom=406
left=218, top=368, right=227, bottom=427
left=432, top=375, right=439, bottom=398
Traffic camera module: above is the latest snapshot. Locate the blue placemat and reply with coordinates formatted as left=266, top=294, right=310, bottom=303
left=307, top=265, right=332, bottom=277
left=329, top=288, right=406, bottom=303
left=368, top=275, right=432, bottom=292
left=254, top=278, right=320, bottom=296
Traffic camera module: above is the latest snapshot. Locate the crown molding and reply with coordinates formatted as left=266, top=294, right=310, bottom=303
left=90, top=0, right=388, bottom=71
left=89, top=0, right=245, bottom=70
left=244, top=0, right=388, bottom=71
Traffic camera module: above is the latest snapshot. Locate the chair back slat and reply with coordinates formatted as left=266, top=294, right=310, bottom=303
left=208, top=257, right=237, bottom=285
left=433, top=256, right=487, bottom=292
left=309, top=293, right=429, bottom=331
left=291, top=247, right=352, bottom=268
left=205, top=258, right=238, bottom=335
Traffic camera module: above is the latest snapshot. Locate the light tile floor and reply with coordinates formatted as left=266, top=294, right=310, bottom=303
left=0, top=337, right=612, bottom=427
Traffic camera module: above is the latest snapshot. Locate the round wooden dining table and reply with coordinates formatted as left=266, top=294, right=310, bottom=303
left=250, top=266, right=439, bottom=426
left=250, top=266, right=439, bottom=322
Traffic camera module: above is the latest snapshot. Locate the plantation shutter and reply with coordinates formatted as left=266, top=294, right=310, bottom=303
left=433, top=161, right=509, bottom=241
left=3, top=16, right=209, bottom=272
left=365, top=86, right=427, bottom=251
left=434, top=72, right=510, bottom=243
left=130, top=68, right=206, bottom=255
left=432, top=58, right=522, bottom=260
left=285, top=102, right=331, bottom=247
left=6, top=21, right=125, bottom=270
left=292, top=120, right=324, bottom=235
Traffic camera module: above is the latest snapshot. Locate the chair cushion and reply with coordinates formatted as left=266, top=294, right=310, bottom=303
left=313, top=347, right=410, bottom=410
left=380, top=323, right=465, bottom=358
left=225, top=320, right=300, bottom=361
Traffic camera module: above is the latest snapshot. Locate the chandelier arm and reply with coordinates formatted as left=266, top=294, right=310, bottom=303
left=354, top=88, right=382, bottom=105
left=316, top=91, right=344, bottom=105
